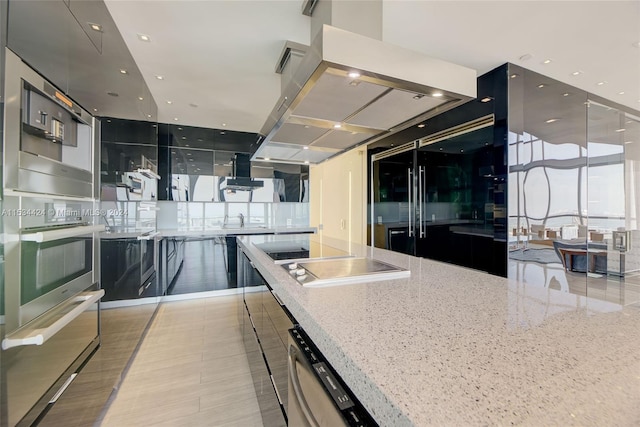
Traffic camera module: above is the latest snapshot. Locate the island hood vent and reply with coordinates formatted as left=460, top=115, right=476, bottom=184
left=221, top=153, right=264, bottom=191
left=253, top=24, right=477, bottom=165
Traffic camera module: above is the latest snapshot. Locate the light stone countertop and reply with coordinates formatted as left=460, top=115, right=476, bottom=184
left=237, top=234, right=640, bottom=427
left=99, top=226, right=315, bottom=239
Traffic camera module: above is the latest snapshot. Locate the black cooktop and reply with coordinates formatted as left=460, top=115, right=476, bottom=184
left=254, top=239, right=352, bottom=263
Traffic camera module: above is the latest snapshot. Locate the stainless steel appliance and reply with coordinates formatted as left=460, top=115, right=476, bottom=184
left=3, top=49, right=97, bottom=198
left=1, top=196, right=103, bottom=426
left=281, top=257, right=409, bottom=287
left=255, top=23, right=476, bottom=165
left=138, top=232, right=158, bottom=296
left=2, top=48, right=102, bottom=426
left=288, top=327, right=377, bottom=427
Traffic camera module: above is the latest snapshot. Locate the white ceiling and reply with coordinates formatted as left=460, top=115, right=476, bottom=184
left=105, top=0, right=640, bottom=134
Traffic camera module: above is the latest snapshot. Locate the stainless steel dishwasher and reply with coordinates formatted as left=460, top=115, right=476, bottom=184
left=288, top=327, right=377, bottom=427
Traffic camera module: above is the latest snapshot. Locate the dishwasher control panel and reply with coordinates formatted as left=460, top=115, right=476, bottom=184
left=290, top=327, right=378, bottom=426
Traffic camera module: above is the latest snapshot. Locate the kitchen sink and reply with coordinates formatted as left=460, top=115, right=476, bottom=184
left=281, top=257, right=410, bottom=287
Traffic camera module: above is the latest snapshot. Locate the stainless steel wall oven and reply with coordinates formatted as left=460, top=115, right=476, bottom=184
left=2, top=47, right=102, bottom=426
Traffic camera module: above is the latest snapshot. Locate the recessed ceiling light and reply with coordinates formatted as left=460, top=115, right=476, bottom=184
left=596, top=81, right=607, bottom=86
left=119, top=69, right=128, bottom=74
left=624, top=141, right=633, bottom=144
left=334, top=124, right=341, bottom=128
left=542, top=59, right=552, bottom=64
left=304, top=160, right=310, bottom=164
left=147, top=114, right=152, bottom=118
left=166, top=100, right=172, bottom=104
left=615, top=128, right=626, bottom=132
left=178, top=127, right=182, bottom=131
left=480, top=97, right=492, bottom=103
left=439, top=148, right=443, bottom=151
left=220, top=131, right=226, bottom=135
left=265, top=158, right=270, bottom=161
left=89, top=23, right=102, bottom=32
left=510, top=74, right=518, bottom=79
left=222, top=123, right=227, bottom=127
left=137, top=33, right=151, bottom=42
left=417, top=124, right=426, bottom=128
left=633, top=41, right=640, bottom=48
left=545, top=118, right=559, bottom=123
left=182, top=137, right=187, bottom=140
left=618, top=91, right=625, bottom=95
left=348, top=72, right=361, bottom=78
left=155, top=75, right=164, bottom=80
left=563, top=93, right=570, bottom=97
left=304, top=125, right=310, bottom=129
left=432, top=92, right=443, bottom=97
left=537, top=84, right=546, bottom=88
left=571, top=71, right=582, bottom=76
left=303, top=146, right=309, bottom=150
left=93, top=108, right=98, bottom=112
left=174, top=117, right=179, bottom=121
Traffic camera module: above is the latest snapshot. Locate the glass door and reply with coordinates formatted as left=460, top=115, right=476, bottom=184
left=370, top=143, right=416, bottom=255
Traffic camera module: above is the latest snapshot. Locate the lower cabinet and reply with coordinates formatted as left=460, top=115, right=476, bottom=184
left=239, top=248, right=295, bottom=426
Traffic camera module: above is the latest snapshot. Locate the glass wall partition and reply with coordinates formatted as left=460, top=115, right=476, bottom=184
left=586, top=101, right=640, bottom=304
left=508, top=64, right=640, bottom=305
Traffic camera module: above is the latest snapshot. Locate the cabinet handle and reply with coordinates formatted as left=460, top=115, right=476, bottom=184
left=288, top=345, right=319, bottom=427
left=271, top=290, right=284, bottom=306
left=407, top=168, right=413, bottom=237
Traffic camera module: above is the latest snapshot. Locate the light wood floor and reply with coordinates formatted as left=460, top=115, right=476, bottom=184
left=99, top=295, right=264, bottom=427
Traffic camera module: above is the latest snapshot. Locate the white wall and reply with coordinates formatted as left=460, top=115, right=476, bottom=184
left=310, top=147, right=367, bottom=245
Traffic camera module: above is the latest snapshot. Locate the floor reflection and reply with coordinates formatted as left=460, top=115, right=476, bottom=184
left=508, top=247, right=640, bottom=306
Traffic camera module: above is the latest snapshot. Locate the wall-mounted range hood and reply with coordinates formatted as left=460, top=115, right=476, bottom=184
left=253, top=24, right=477, bottom=165
left=220, top=153, right=264, bottom=191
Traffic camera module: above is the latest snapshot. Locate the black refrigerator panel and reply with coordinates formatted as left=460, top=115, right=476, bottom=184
left=371, top=146, right=416, bottom=256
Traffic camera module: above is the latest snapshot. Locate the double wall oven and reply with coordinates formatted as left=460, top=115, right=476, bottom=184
left=1, top=49, right=103, bottom=426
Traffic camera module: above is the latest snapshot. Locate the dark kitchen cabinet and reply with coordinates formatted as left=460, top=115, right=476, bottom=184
left=238, top=248, right=294, bottom=425
left=100, top=239, right=141, bottom=301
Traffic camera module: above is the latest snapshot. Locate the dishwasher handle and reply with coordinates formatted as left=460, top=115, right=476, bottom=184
left=288, top=344, right=320, bottom=427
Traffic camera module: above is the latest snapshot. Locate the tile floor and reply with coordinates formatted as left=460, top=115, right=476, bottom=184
left=39, top=303, right=157, bottom=427
left=98, top=295, right=263, bottom=427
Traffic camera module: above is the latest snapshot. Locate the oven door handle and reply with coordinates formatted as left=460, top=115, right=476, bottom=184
left=21, top=225, right=105, bottom=243
left=1, top=289, right=104, bottom=350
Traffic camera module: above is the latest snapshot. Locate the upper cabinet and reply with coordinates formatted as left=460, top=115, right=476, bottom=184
left=6, top=0, right=157, bottom=121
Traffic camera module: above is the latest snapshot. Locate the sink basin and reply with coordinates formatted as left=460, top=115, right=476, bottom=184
left=282, top=257, right=410, bottom=287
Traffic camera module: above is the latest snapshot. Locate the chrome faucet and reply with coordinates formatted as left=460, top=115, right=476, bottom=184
left=238, top=213, right=245, bottom=228
left=101, top=213, right=112, bottom=232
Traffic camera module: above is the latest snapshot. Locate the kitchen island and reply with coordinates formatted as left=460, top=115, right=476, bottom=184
left=238, top=234, right=640, bottom=426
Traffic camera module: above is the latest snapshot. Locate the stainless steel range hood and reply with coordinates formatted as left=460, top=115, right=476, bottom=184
left=253, top=24, right=477, bottom=165
left=220, top=153, right=264, bottom=191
